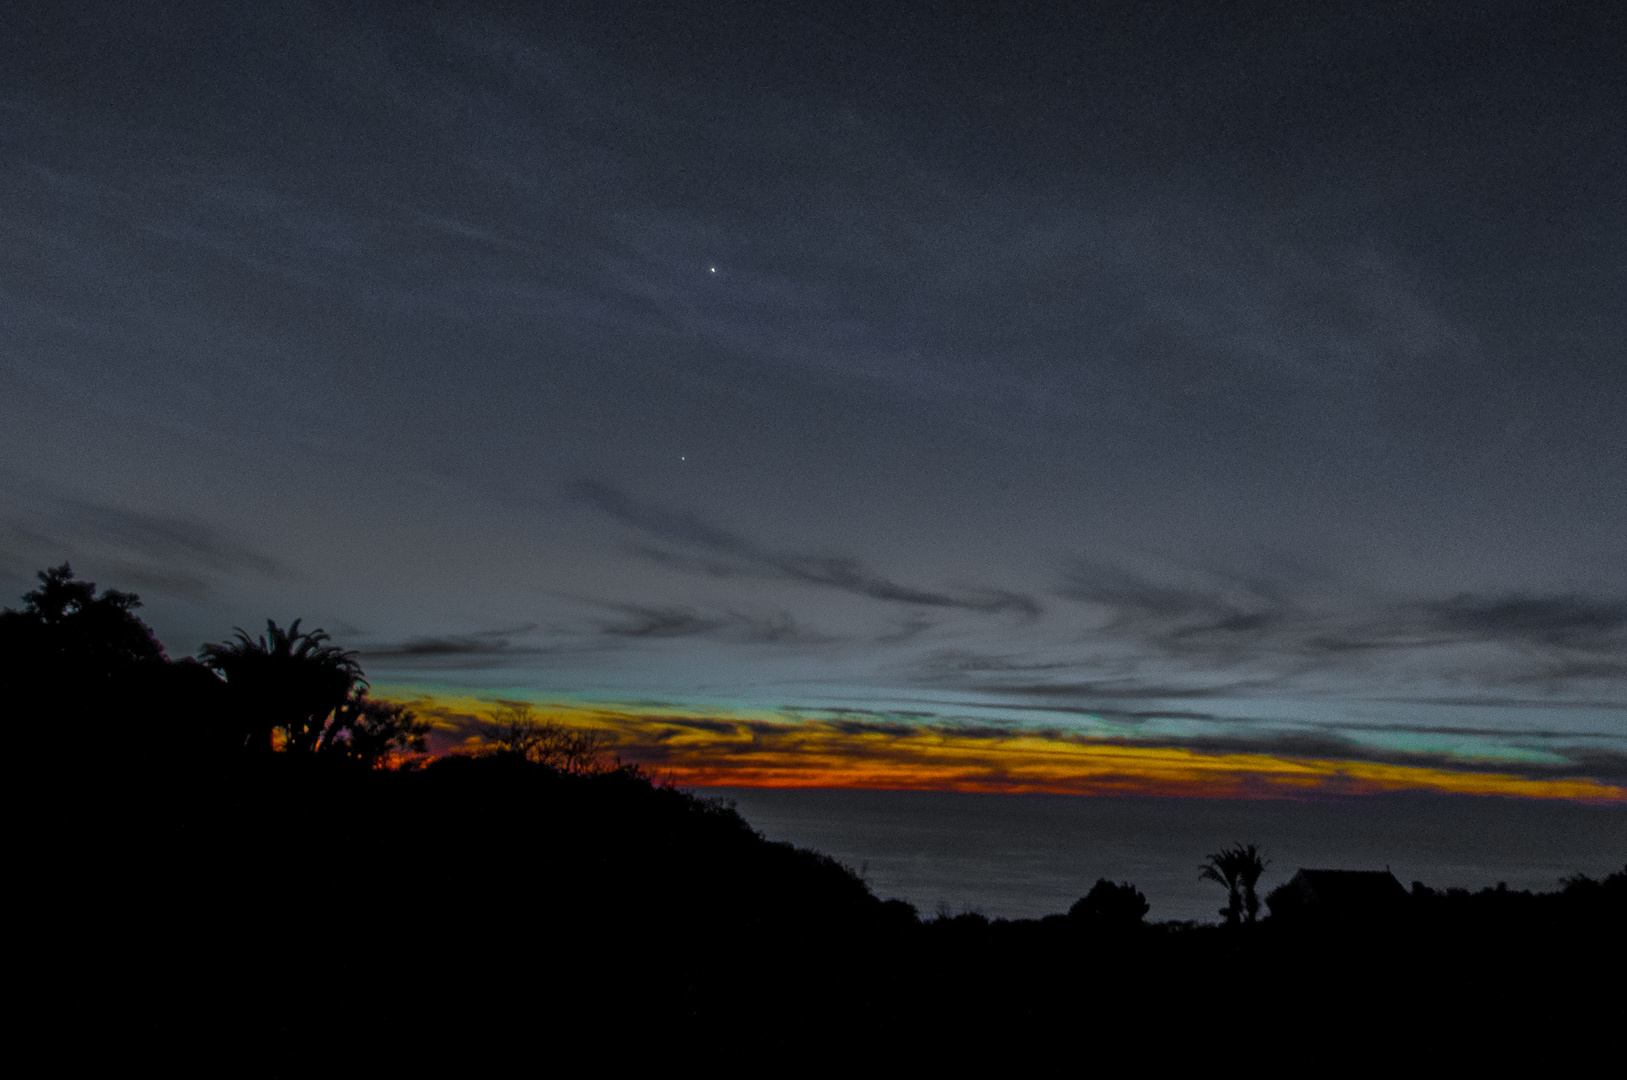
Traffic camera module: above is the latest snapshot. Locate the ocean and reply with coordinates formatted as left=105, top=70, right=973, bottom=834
left=707, top=787, right=1627, bottom=922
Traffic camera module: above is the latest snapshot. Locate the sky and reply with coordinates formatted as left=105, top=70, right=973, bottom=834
left=3, top=1, right=1625, bottom=803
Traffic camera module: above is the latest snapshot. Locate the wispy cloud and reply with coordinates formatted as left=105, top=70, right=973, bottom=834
left=362, top=624, right=538, bottom=657
left=1046, top=558, right=1627, bottom=698
left=589, top=601, right=836, bottom=645
left=354, top=600, right=844, bottom=674
left=357, top=624, right=599, bottom=671
left=0, top=477, right=284, bottom=601
left=1419, top=594, right=1627, bottom=651
left=571, top=480, right=1041, bottom=616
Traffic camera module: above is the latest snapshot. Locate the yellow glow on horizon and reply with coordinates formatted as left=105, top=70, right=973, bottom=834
left=376, top=688, right=1627, bottom=804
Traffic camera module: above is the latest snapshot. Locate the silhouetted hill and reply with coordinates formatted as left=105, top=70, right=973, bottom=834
left=85, top=751, right=1618, bottom=1068
left=70, top=751, right=928, bottom=1069
left=29, top=735, right=1627, bottom=1071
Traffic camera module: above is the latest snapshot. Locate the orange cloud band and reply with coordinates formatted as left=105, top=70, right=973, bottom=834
left=388, top=692, right=1627, bottom=804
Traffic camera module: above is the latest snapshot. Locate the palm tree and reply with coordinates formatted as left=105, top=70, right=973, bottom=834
left=1200, top=843, right=1270, bottom=925
left=201, top=619, right=363, bottom=754
left=1237, top=843, right=1270, bottom=923
left=1200, top=850, right=1243, bottom=925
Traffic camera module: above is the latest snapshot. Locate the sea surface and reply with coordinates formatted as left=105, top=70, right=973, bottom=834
left=705, top=787, right=1627, bottom=922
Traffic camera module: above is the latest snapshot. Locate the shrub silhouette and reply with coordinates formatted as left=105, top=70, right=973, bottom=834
left=1069, top=879, right=1150, bottom=928
left=326, top=692, right=431, bottom=766
left=480, top=701, right=610, bottom=775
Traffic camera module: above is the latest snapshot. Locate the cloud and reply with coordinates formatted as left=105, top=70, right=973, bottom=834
left=827, top=719, right=917, bottom=737
left=358, top=624, right=601, bottom=671
left=1419, top=594, right=1627, bottom=651
left=1048, top=558, right=1627, bottom=696
left=1334, top=719, right=1627, bottom=743
left=1122, top=731, right=1627, bottom=786
left=1053, top=558, right=1331, bottom=666
left=0, top=481, right=284, bottom=601
left=996, top=678, right=1325, bottom=703
left=78, top=504, right=282, bottom=578
left=357, top=601, right=840, bottom=672
left=919, top=650, right=1077, bottom=676
left=726, top=611, right=836, bottom=645
left=595, top=604, right=732, bottom=639
left=583, top=600, right=839, bottom=645
left=652, top=717, right=741, bottom=736
left=1375, top=694, right=1627, bottom=712
left=1553, top=748, right=1627, bottom=784
left=820, top=692, right=1627, bottom=753
left=362, top=624, right=539, bottom=657
left=875, top=615, right=937, bottom=643
left=1058, top=560, right=1268, bottom=624
left=935, top=672, right=1286, bottom=702
left=570, top=480, right=1040, bottom=616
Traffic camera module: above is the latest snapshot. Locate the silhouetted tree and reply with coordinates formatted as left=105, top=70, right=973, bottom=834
left=0, top=564, right=244, bottom=763
left=326, top=692, right=432, bottom=766
left=1237, top=843, right=1269, bottom=922
left=1069, top=879, right=1150, bottom=928
left=0, top=564, right=165, bottom=694
left=481, top=701, right=610, bottom=775
left=0, top=563, right=189, bottom=762
left=197, top=620, right=428, bottom=766
left=200, top=619, right=364, bottom=754
left=1200, top=850, right=1243, bottom=924
left=1201, top=843, right=1269, bottom=925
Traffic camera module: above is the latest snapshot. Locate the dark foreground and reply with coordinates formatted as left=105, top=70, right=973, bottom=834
left=32, top=752, right=1625, bottom=1072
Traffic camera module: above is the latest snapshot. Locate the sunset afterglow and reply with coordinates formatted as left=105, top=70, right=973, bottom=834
left=387, top=690, right=1626, bottom=803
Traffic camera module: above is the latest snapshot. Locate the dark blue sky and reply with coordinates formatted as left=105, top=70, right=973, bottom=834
left=2, top=2, right=1623, bottom=790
